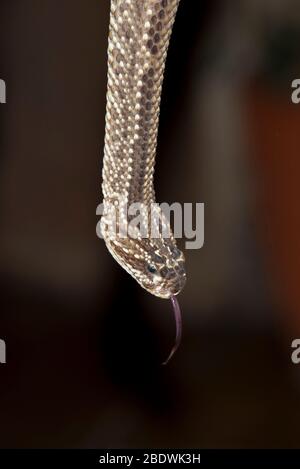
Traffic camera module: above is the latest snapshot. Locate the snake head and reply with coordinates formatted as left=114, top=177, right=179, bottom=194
left=100, top=206, right=186, bottom=299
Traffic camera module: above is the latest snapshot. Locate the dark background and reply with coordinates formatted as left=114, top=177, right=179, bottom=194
left=0, top=0, right=300, bottom=448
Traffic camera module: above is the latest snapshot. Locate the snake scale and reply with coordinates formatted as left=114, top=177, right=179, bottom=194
left=101, top=0, right=186, bottom=362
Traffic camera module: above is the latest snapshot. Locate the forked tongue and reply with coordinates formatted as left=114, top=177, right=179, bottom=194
left=162, top=295, right=182, bottom=365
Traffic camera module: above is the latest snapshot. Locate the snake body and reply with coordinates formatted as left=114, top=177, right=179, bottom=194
left=101, top=0, right=186, bottom=302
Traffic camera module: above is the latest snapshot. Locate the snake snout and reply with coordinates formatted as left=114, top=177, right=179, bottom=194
left=170, top=276, right=186, bottom=296
left=156, top=271, right=186, bottom=298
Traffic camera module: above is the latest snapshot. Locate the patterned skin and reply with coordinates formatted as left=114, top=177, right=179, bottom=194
left=101, top=0, right=186, bottom=300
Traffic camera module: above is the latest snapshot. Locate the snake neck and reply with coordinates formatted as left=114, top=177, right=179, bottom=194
left=102, top=0, right=181, bottom=207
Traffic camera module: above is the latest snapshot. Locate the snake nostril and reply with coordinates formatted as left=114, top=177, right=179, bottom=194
left=167, top=271, right=176, bottom=280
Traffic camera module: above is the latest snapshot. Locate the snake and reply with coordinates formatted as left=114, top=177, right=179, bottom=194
left=101, top=0, right=186, bottom=363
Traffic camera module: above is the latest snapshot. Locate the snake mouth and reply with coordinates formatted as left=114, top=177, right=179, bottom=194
left=170, top=278, right=186, bottom=296
left=153, top=274, right=186, bottom=299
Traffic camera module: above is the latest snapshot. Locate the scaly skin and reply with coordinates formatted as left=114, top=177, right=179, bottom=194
left=101, top=0, right=186, bottom=299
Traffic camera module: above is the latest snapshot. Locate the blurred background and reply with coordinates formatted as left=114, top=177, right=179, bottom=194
left=0, top=0, right=300, bottom=448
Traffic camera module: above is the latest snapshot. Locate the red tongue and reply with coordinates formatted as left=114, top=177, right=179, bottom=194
left=162, top=295, right=182, bottom=365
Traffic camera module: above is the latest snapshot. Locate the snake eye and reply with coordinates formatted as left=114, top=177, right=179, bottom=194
left=147, top=264, right=158, bottom=275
